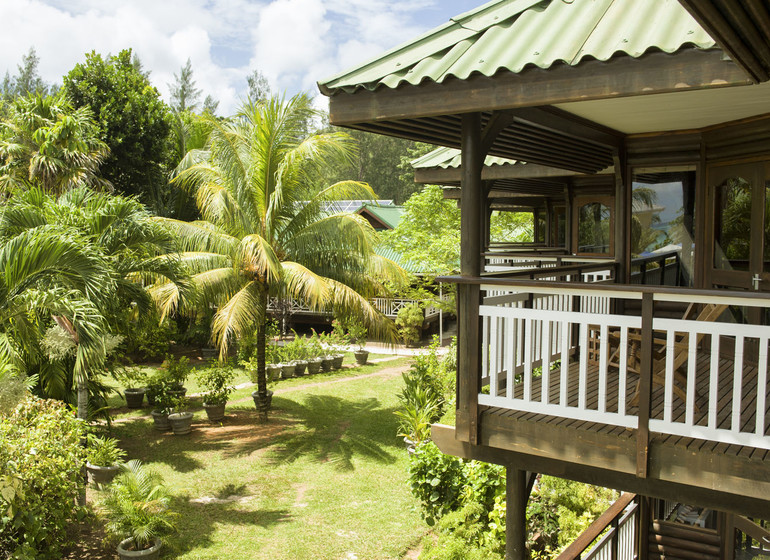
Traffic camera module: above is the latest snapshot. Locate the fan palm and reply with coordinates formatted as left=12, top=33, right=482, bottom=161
left=164, top=94, right=405, bottom=420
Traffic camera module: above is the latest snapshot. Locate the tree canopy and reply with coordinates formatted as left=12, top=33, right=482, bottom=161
left=164, top=93, right=405, bottom=419
left=63, top=49, right=174, bottom=205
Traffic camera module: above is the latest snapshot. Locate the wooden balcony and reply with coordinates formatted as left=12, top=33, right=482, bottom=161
left=436, top=274, right=770, bottom=519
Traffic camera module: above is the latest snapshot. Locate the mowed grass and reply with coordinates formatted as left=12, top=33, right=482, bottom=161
left=107, top=356, right=425, bottom=559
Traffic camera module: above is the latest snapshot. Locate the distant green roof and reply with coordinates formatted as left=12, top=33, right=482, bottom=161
left=411, top=146, right=520, bottom=170
left=373, top=245, right=422, bottom=274
left=358, top=203, right=405, bottom=230
left=319, top=0, right=715, bottom=96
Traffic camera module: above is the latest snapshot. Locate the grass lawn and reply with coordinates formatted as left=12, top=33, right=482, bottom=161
left=98, top=356, right=426, bottom=559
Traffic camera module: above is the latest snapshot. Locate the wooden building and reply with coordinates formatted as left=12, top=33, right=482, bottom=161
left=318, top=1, right=770, bottom=558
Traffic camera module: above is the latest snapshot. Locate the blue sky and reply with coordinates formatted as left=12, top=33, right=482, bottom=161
left=0, top=0, right=478, bottom=115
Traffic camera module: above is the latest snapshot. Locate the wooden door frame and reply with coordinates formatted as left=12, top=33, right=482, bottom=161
left=571, top=195, right=615, bottom=256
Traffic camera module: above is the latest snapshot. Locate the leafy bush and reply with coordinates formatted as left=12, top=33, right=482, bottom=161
left=396, top=302, right=423, bottom=346
left=0, top=368, right=29, bottom=415
left=86, top=434, right=127, bottom=467
left=408, top=442, right=465, bottom=526
left=196, top=363, right=236, bottom=405
left=419, top=502, right=504, bottom=560
left=100, top=460, right=176, bottom=550
left=125, top=317, right=176, bottom=362
left=0, top=397, right=87, bottom=559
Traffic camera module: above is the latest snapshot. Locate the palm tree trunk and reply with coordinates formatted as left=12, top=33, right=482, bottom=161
left=77, top=377, right=88, bottom=420
left=255, top=283, right=270, bottom=422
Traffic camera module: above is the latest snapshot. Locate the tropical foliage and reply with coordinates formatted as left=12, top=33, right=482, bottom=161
left=0, top=93, right=109, bottom=194
left=0, top=397, right=88, bottom=560
left=161, top=93, right=405, bottom=419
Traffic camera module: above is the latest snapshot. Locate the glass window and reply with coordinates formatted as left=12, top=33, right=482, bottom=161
left=713, top=175, right=752, bottom=272
left=576, top=200, right=611, bottom=254
left=632, top=167, right=696, bottom=284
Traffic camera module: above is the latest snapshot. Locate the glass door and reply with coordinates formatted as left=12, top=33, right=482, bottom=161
left=710, top=161, right=770, bottom=292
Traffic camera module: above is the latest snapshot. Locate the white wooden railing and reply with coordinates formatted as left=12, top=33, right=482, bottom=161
left=269, top=293, right=450, bottom=319
left=478, top=281, right=770, bottom=450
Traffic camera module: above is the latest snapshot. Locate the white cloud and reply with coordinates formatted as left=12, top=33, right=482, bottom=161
left=0, top=0, right=451, bottom=115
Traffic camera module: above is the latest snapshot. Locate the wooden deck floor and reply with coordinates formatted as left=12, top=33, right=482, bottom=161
left=485, top=353, right=770, bottom=461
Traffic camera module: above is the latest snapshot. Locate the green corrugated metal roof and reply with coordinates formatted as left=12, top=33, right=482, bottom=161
left=411, top=146, right=521, bottom=169
left=358, top=203, right=405, bottom=229
left=373, top=245, right=422, bottom=273
left=318, top=0, right=715, bottom=96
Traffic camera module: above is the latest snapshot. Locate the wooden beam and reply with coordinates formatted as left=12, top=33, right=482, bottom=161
left=482, top=110, right=515, bottom=155
left=510, top=106, right=623, bottom=151
left=506, top=467, right=527, bottom=560
left=432, top=423, right=770, bottom=520
left=328, top=49, right=752, bottom=125
left=678, top=0, right=768, bottom=83
left=613, top=149, right=630, bottom=283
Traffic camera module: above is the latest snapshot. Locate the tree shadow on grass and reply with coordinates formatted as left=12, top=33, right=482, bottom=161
left=244, top=394, right=401, bottom=471
left=164, top=494, right=291, bottom=556
left=113, top=418, right=206, bottom=473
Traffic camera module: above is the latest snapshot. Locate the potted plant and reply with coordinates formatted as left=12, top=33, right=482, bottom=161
left=149, top=383, right=176, bottom=432
left=101, top=460, right=175, bottom=560
left=278, top=344, right=296, bottom=378
left=86, top=434, right=127, bottom=485
left=346, top=320, right=369, bottom=365
left=197, top=362, right=235, bottom=423
left=160, top=354, right=190, bottom=399
left=288, top=332, right=308, bottom=375
left=306, top=331, right=323, bottom=374
left=116, top=368, right=147, bottom=409
left=265, top=340, right=282, bottom=381
left=167, top=396, right=193, bottom=435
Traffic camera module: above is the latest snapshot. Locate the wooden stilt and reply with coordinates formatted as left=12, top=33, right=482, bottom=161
left=506, top=467, right=527, bottom=560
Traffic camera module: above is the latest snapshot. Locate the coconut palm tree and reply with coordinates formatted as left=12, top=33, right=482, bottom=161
left=163, top=93, right=405, bottom=420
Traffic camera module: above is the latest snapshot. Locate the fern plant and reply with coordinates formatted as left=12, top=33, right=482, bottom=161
left=101, top=460, right=176, bottom=551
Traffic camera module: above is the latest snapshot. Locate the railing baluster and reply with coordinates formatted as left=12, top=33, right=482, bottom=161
left=561, top=320, right=569, bottom=407
left=489, top=315, right=498, bottom=397
left=757, top=337, right=768, bottom=437
left=524, top=318, right=533, bottom=401
left=542, top=320, right=551, bottom=404
left=599, top=323, right=608, bottom=413
left=619, top=326, right=628, bottom=416
left=686, top=331, right=697, bottom=426
left=733, top=335, right=745, bottom=433
left=506, top=316, right=515, bottom=400
left=709, top=334, right=720, bottom=430
left=664, top=330, right=675, bottom=424
left=579, top=322, right=588, bottom=410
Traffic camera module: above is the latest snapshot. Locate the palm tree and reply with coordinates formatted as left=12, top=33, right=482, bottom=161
left=163, top=94, right=405, bottom=420
left=0, top=225, right=111, bottom=419
left=0, top=93, right=110, bottom=194
left=0, top=187, right=189, bottom=416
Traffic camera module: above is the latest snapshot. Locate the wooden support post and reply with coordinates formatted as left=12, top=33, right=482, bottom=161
left=457, top=112, right=484, bottom=444
left=613, top=150, right=630, bottom=284
left=637, top=293, right=654, bottom=478
left=721, top=511, right=736, bottom=560
left=545, top=200, right=553, bottom=247
left=638, top=496, right=650, bottom=560
left=565, top=183, right=573, bottom=253
left=506, top=467, right=527, bottom=560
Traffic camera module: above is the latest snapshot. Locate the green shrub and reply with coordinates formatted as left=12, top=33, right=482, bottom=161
left=0, top=368, right=29, bottom=415
left=0, top=397, right=87, bottom=559
left=101, top=460, right=175, bottom=550
left=419, top=502, right=504, bottom=560
left=408, top=442, right=465, bottom=526
left=396, top=302, right=423, bottom=346
left=196, top=363, right=236, bottom=405
left=86, top=434, right=127, bottom=467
